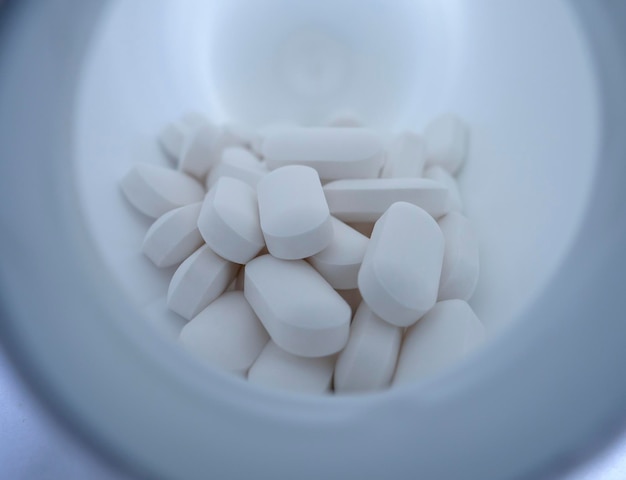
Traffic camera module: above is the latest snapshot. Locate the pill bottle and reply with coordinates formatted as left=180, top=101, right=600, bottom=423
left=1, top=1, right=626, bottom=479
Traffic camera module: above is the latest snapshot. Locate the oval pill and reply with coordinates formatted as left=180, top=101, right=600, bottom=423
left=120, top=163, right=205, bottom=218
left=244, top=255, right=351, bottom=357
left=334, top=302, right=402, bottom=393
left=167, top=245, right=239, bottom=320
left=380, top=131, right=426, bottom=179
left=198, top=177, right=265, bottom=264
left=179, top=122, right=221, bottom=179
left=358, top=202, right=445, bottom=327
left=262, top=127, right=385, bottom=180
left=424, top=113, right=469, bottom=175
left=179, top=291, right=269, bottom=375
left=323, top=178, right=451, bottom=223
left=424, top=165, right=464, bottom=212
left=308, top=217, right=368, bottom=290
left=393, top=300, right=485, bottom=385
left=437, top=212, right=480, bottom=301
left=248, top=341, right=335, bottom=394
left=257, top=165, right=333, bottom=260
left=142, top=203, right=204, bottom=267
left=205, top=147, right=268, bottom=190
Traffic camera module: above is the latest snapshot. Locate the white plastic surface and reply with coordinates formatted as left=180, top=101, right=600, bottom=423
left=142, top=202, right=204, bottom=268
left=263, top=127, right=385, bottom=180
left=257, top=165, right=333, bottom=259
left=247, top=341, right=335, bottom=394
left=334, top=302, right=402, bottom=393
left=119, top=163, right=205, bottom=219
left=438, top=212, right=480, bottom=301
left=198, top=177, right=265, bottom=264
left=178, top=291, right=269, bottom=375
left=324, top=178, right=451, bottom=222
left=308, top=217, right=368, bottom=290
left=393, top=300, right=485, bottom=385
left=359, top=202, right=444, bottom=327
left=424, top=113, right=468, bottom=175
left=380, top=131, right=426, bottom=178
left=244, top=255, right=351, bottom=357
left=167, top=245, right=240, bottom=320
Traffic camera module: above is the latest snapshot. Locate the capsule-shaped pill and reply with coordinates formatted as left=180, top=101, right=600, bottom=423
left=167, top=245, right=239, bottom=320
left=380, top=131, right=426, bottom=178
left=358, top=202, right=444, bottom=327
left=324, top=177, right=450, bottom=223
left=424, top=166, right=464, bottom=212
left=244, top=255, right=351, bottom=357
left=393, top=300, right=485, bottom=385
left=142, top=203, right=204, bottom=267
left=198, top=177, right=265, bottom=264
left=308, top=217, right=368, bottom=290
left=179, top=291, right=269, bottom=375
left=437, top=212, right=479, bottom=301
left=262, top=127, right=385, bottom=181
left=120, top=163, right=205, bottom=218
left=248, top=341, right=335, bottom=394
left=334, top=302, right=402, bottom=393
left=205, top=147, right=268, bottom=190
left=257, top=165, right=333, bottom=260
left=424, top=113, right=469, bottom=175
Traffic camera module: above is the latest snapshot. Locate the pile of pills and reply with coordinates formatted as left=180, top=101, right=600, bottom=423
left=120, top=111, right=484, bottom=394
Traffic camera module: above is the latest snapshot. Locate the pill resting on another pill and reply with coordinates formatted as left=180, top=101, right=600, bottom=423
left=257, top=165, right=333, bottom=260
left=244, top=255, right=351, bottom=357
left=123, top=113, right=484, bottom=394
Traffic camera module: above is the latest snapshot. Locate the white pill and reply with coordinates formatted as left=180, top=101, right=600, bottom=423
left=424, top=166, right=464, bottom=212
left=380, top=131, right=426, bottom=178
left=179, top=122, right=221, bottom=179
left=334, top=302, right=402, bottom=393
left=325, top=109, right=363, bottom=128
left=337, top=288, right=362, bottom=316
left=120, top=163, right=205, bottom=218
left=263, top=127, right=385, bottom=181
left=257, top=165, right=333, bottom=260
left=248, top=341, right=335, bottom=394
left=393, top=300, right=485, bottom=385
left=205, top=147, right=268, bottom=190
left=179, top=291, right=269, bottom=375
left=358, top=202, right=444, bottom=327
left=244, top=255, right=351, bottom=357
left=308, top=217, right=368, bottom=290
left=323, top=178, right=451, bottom=223
left=251, top=122, right=297, bottom=157
left=424, top=113, right=469, bottom=175
left=158, top=122, right=186, bottom=162
left=437, top=212, right=480, bottom=301
left=167, top=245, right=239, bottom=320
left=198, top=177, right=265, bottom=264
left=142, top=203, right=204, bottom=267
left=221, top=123, right=257, bottom=149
